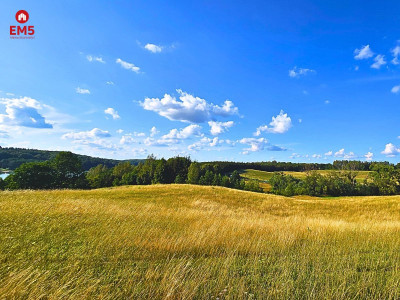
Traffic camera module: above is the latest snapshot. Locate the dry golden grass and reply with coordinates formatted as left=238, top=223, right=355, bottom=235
left=1, top=184, right=400, bottom=299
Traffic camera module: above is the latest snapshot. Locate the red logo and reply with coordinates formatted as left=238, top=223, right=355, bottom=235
left=10, top=10, right=35, bottom=39
left=16, top=10, right=29, bottom=24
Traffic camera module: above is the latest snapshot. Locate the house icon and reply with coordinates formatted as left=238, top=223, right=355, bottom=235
left=18, top=13, right=26, bottom=22
left=15, top=10, right=29, bottom=23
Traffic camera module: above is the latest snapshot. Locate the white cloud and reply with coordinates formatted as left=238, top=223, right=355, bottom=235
left=86, top=55, right=105, bottom=63
left=116, top=129, right=124, bottom=134
left=145, top=124, right=202, bottom=147
left=381, top=143, right=400, bottom=157
left=312, top=154, right=322, bottom=159
left=134, top=132, right=146, bottom=137
left=62, top=128, right=111, bottom=140
left=239, top=137, right=269, bottom=154
left=254, top=110, right=292, bottom=135
left=391, top=45, right=400, bottom=65
left=104, top=107, right=120, bottom=120
left=324, top=151, right=333, bottom=156
left=163, top=124, right=202, bottom=139
left=120, top=135, right=135, bottom=145
left=62, top=128, right=115, bottom=150
left=0, top=97, right=53, bottom=129
left=208, top=121, right=234, bottom=135
left=290, top=153, right=301, bottom=159
left=144, top=43, right=163, bottom=53
left=150, top=126, right=159, bottom=137
left=391, top=85, right=400, bottom=94
left=289, top=67, right=316, bottom=78
left=334, top=149, right=345, bottom=156
left=364, top=152, right=374, bottom=161
left=140, top=89, right=239, bottom=123
left=116, top=58, right=140, bottom=73
left=354, top=45, right=374, bottom=60
left=371, top=55, right=386, bottom=69
left=106, top=81, right=114, bottom=85
left=334, top=148, right=357, bottom=159
left=188, top=136, right=228, bottom=151
left=76, top=87, right=90, bottom=94
left=209, top=137, right=219, bottom=147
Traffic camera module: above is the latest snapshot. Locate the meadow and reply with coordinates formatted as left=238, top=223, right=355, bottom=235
left=240, top=169, right=372, bottom=192
left=1, top=184, right=400, bottom=299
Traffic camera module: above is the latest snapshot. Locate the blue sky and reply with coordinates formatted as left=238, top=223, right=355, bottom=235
left=1, top=0, right=400, bottom=162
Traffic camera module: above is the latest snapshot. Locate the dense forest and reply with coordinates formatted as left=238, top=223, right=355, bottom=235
left=0, top=147, right=144, bottom=170
left=0, top=152, right=262, bottom=193
left=1, top=150, right=400, bottom=197
left=0, top=147, right=388, bottom=172
left=269, top=164, right=400, bottom=197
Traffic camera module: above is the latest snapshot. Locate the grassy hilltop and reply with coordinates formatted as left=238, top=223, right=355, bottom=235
left=1, top=185, right=400, bottom=299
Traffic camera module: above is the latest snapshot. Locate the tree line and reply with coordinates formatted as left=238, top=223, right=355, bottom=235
left=4, top=147, right=399, bottom=172
left=269, top=163, right=400, bottom=197
left=0, top=147, right=143, bottom=170
left=0, top=152, right=262, bottom=193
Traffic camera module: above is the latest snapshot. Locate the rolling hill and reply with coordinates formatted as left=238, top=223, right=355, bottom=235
left=1, top=185, right=400, bottom=298
left=0, top=147, right=144, bottom=171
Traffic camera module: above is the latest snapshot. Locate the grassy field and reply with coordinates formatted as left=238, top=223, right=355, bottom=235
left=240, top=169, right=372, bottom=192
left=1, top=185, right=400, bottom=299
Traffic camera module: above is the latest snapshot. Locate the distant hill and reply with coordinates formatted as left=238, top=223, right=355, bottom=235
left=0, top=147, right=144, bottom=171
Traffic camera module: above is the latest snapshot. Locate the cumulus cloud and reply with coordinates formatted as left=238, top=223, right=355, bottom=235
left=239, top=138, right=269, bottom=154
left=140, top=89, right=239, bottom=123
left=391, top=85, right=400, bottom=94
left=62, top=128, right=115, bottom=150
left=104, top=107, right=120, bottom=120
left=371, top=55, right=386, bottom=69
left=0, top=97, right=53, bottom=129
left=364, top=152, right=374, bottom=161
left=289, top=67, right=316, bottom=78
left=324, top=151, right=333, bottom=156
left=208, top=121, right=234, bottom=136
left=334, top=148, right=357, bottom=159
left=239, top=138, right=286, bottom=154
left=106, top=81, right=114, bottom=85
left=150, top=126, right=159, bottom=137
left=62, top=128, right=111, bottom=140
left=354, top=45, right=374, bottom=60
left=254, top=110, right=292, bottom=135
left=144, top=43, right=163, bottom=53
left=145, top=124, right=202, bottom=147
left=381, top=143, right=400, bottom=157
left=76, top=87, right=90, bottom=94
left=120, top=135, right=135, bottom=145
left=116, top=58, right=140, bottom=73
left=391, top=45, right=400, bottom=65
left=86, top=55, right=105, bottom=63
left=163, top=124, right=202, bottom=139
left=134, top=132, right=146, bottom=137
left=188, top=136, right=224, bottom=151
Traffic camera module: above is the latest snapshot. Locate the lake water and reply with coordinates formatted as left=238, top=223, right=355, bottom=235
left=0, top=174, right=9, bottom=180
